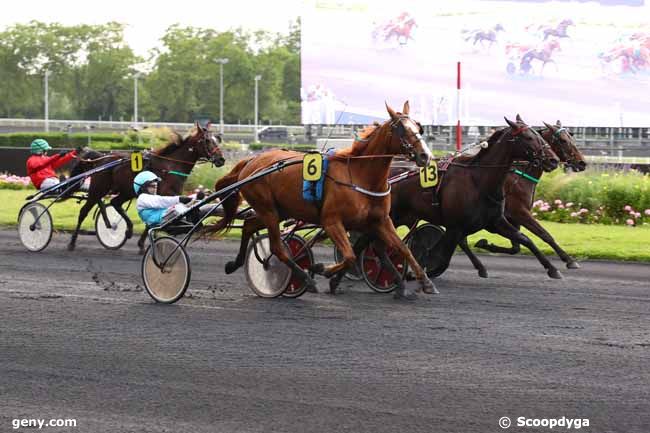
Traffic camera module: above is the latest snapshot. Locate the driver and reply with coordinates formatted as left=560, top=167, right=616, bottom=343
left=133, top=171, right=217, bottom=226
left=26, top=139, right=81, bottom=190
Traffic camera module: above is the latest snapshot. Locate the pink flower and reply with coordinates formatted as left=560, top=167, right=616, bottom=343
left=624, top=205, right=632, bottom=211
left=580, top=208, right=588, bottom=214
left=570, top=212, right=578, bottom=217
left=554, top=199, right=562, bottom=205
left=635, top=212, right=641, bottom=218
left=533, top=200, right=543, bottom=208
left=645, top=209, right=650, bottom=216
left=565, top=202, right=573, bottom=208
left=558, top=204, right=565, bottom=209
left=626, top=219, right=635, bottom=226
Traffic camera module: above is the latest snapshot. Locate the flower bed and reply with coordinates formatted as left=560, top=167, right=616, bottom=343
left=0, top=173, right=33, bottom=190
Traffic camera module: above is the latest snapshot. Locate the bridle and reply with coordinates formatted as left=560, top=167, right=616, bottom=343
left=547, top=127, right=581, bottom=170
left=511, top=125, right=550, bottom=169
left=187, top=129, right=223, bottom=165
left=389, top=115, right=426, bottom=160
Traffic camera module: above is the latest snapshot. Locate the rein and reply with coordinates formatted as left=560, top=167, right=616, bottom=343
left=511, top=168, right=540, bottom=184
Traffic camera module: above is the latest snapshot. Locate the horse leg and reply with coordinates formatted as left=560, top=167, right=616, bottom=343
left=519, top=214, right=579, bottom=269
left=137, top=227, right=148, bottom=255
left=263, top=213, right=316, bottom=291
left=314, top=221, right=357, bottom=278
left=110, top=196, right=133, bottom=240
left=490, top=217, right=563, bottom=279
left=68, top=199, right=97, bottom=251
left=374, top=221, right=437, bottom=299
left=474, top=222, right=522, bottom=255
left=329, top=233, right=372, bottom=295
left=225, top=217, right=265, bottom=274
left=459, top=237, right=488, bottom=278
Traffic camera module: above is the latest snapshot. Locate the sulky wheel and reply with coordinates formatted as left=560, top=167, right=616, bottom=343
left=95, top=205, right=128, bottom=250
left=360, top=241, right=407, bottom=293
left=282, top=234, right=314, bottom=298
left=244, top=233, right=292, bottom=298
left=18, top=202, right=53, bottom=252
left=333, top=231, right=363, bottom=281
left=408, top=224, right=445, bottom=273
left=141, top=236, right=191, bottom=304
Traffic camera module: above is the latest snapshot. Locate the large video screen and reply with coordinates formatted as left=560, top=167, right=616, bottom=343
left=301, top=0, right=649, bottom=126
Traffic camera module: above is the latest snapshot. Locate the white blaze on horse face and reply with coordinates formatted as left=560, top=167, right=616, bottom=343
left=406, top=119, right=432, bottom=163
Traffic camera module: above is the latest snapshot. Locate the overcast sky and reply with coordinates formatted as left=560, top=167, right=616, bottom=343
left=0, top=0, right=302, bottom=56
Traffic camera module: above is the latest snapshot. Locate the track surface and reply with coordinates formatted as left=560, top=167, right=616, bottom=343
left=1, top=229, right=649, bottom=432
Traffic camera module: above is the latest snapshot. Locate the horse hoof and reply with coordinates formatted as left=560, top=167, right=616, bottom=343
left=474, top=239, right=489, bottom=249
left=405, top=271, right=416, bottom=281
left=548, top=269, right=563, bottom=279
left=126, top=231, right=133, bottom=240
left=421, top=279, right=439, bottom=295
left=309, top=263, right=325, bottom=275
left=478, top=269, right=488, bottom=278
left=67, top=243, right=76, bottom=252
left=225, top=261, right=240, bottom=275
left=306, top=283, right=319, bottom=294
left=566, top=261, right=580, bottom=269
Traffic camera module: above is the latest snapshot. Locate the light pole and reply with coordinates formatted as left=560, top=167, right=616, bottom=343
left=215, top=58, right=229, bottom=135
left=254, top=75, right=261, bottom=143
left=133, top=72, right=142, bottom=128
left=44, top=69, right=51, bottom=132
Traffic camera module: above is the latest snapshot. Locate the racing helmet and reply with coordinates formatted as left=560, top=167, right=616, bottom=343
left=133, top=171, right=161, bottom=194
left=30, top=138, right=52, bottom=154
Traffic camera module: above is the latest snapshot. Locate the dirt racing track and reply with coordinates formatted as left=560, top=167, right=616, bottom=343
left=1, top=228, right=649, bottom=432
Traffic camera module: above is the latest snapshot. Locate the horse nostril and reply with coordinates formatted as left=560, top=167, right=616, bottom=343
left=578, top=160, right=586, bottom=171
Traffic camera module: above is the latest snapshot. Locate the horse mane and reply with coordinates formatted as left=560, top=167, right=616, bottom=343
left=153, top=131, right=184, bottom=156
left=337, top=120, right=387, bottom=157
left=455, top=127, right=508, bottom=165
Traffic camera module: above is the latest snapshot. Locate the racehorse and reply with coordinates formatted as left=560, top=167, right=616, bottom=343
left=209, top=101, right=435, bottom=300
left=471, top=120, right=587, bottom=272
left=463, top=24, right=504, bottom=49
left=543, top=19, right=573, bottom=40
left=384, top=18, right=417, bottom=45
left=328, top=115, right=560, bottom=292
left=520, top=39, right=561, bottom=75
left=68, top=123, right=224, bottom=252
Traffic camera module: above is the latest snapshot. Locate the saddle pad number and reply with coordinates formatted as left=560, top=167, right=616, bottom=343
left=303, top=153, right=323, bottom=182
left=419, top=164, right=438, bottom=188
left=131, top=152, right=143, bottom=172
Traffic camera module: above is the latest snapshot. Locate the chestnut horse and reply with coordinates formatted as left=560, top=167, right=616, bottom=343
left=329, top=115, right=560, bottom=292
left=473, top=120, right=586, bottom=270
left=210, top=101, right=435, bottom=300
left=69, top=124, right=224, bottom=252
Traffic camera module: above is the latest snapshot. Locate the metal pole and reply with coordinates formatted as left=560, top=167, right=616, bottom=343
left=254, top=75, right=261, bottom=143
left=134, top=74, right=139, bottom=128
left=44, top=70, right=50, bottom=132
left=215, top=58, right=229, bottom=135
left=455, top=61, right=462, bottom=152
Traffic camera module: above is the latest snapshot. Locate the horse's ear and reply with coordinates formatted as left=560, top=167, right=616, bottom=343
left=556, top=119, right=562, bottom=127
left=402, top=100, right=410, bottom=115
left=515, top=113, right=523, bottom=123
left=205, top=121, right=212, bottom=130
left=504, top=117, right=518, bottom=129
left=194, top=121, right=200, bottom=132
left=386, top=102, right=398, bottom=120
left=543, top=121, right=555, bottom=131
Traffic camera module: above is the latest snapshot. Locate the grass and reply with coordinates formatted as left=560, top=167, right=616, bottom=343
left=3, top=189, right=649, bottom=262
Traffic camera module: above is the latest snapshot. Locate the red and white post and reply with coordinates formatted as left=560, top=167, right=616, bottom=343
left=456, top=61, right=462, bottom=152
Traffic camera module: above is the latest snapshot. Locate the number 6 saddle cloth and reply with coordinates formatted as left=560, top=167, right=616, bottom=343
left=302, top=149, right=335, bottom=203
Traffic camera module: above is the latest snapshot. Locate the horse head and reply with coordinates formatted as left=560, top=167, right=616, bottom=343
left=185, top=121, right=226, bottom=167
left=543, top=120, right=586, bottom=172
left=385, top=101, right=432, bottom=167
left=506, top=115, right=558, bottom=171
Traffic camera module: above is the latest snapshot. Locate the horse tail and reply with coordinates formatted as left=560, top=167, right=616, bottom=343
left=204, top=158, right=251, bottom=236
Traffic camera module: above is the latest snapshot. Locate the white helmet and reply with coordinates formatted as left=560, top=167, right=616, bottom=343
left=133, top=171, right=161, bottom=194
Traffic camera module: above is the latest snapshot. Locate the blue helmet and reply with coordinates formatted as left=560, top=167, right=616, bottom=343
left=133, top=171, right=161, bottom=194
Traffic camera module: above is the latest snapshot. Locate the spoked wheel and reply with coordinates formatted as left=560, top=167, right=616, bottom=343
left=408, top=224, right=445, bottom=273
left=282, top=234, right=314, bottom=298
left=141, top=236, right=191, bottom=304
left=244, top=233, right=292, bottom=298
left=360, top=242, right=407, bottom=293
left=95, top=205, right=128, bottom=250
left=333, top=231, right=363, bottom=281
left=18, top=202, right=53, bottom=252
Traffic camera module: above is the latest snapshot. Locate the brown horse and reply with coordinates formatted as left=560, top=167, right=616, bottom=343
left=473, top=120, right=586, bottom=269
left=329, top=115, right=559, bottom=292
left=210, top=101, right=435, bottom=300
left=69, top=124, right=224, bottom=252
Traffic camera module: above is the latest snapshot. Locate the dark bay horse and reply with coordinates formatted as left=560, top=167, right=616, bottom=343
left=330, top=115, right=560, bottom=292
left=464, top=24, right=504, bottom=49
left=209, top=101, right=435, bottom=300
left=543, top=19, right=573, bottom=40
left=473, top=120, right=586, bottom=269
left=69, top=124, right=224, bottom=252
left=520, top=39, right=561, bottom=75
